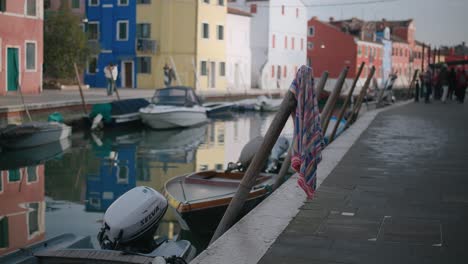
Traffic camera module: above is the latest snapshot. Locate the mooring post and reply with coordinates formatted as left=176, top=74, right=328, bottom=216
left=349, top=66, right=375, bottom=125
left=329, top=62, right=365, bottom=143
left=321, top=67, right=349, bottom=135
left=272, top=71, right=330, bottom=191
left=210, top=91, right=297, bottom=245
left=74, top=63, right=88, bottom=115
left=408, top=69, right=419, bottom=99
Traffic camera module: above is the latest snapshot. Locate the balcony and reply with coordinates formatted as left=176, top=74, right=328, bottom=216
left=137, top=39, right=157, bottom=54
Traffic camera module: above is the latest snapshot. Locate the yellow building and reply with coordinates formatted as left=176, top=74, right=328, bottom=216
left=196, top=122, right=226, bottom=171
left=136, top=0, right=227, bottom=92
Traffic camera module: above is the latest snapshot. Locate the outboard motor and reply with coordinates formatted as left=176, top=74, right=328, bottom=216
left=97, top=186, right=168, bottom=253
left=266, top=136, right=289, bottom=173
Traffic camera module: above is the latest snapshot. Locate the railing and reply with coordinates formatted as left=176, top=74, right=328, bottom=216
left=137, top=39, right=157, bottom=54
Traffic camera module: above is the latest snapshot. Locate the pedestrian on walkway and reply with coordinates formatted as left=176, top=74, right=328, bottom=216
left=414, top=79, right=420, bottom=102
left=448, top=67, right=457, bottom=101
left=104, top=63, right=118, bottom=96
left=424, top=69, right=432, bottom=104
left=456, top=68, right=467, bottom=103
left=440, top=65, right=449, bottom=103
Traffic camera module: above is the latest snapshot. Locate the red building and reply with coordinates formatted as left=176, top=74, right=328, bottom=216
left=391, top=36, right=411, bottom=80
left=307, top=17, right=383, bottom=90
left=0, top=0, right=44, bottom=95
left=0, top=166, right=46, bottom=256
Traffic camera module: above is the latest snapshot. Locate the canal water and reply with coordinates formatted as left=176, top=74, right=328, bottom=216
left=0, top=112, right=294, bottom=257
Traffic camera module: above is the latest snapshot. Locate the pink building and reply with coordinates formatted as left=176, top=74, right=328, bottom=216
left=0, top=0, right=44, bottom=95
left=45, top=0, right=85, bottom=18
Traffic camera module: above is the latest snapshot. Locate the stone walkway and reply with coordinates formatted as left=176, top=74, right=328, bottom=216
left=259, top=101, right=468, bottom=264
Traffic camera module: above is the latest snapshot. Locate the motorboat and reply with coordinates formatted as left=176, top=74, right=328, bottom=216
left=0, top=138, right=71, bottom=170
left=0, top=121, right=71, bottom=149
left=203, top=102, right=235, bottom=118
left=0, top=187, right=196, bottom=264
left=165, top=170, right=276, bottom=236
left=89, top=98, right=150, bottom=130
left=254, top=95, right=282, bottom=112
left=140, top=87, right=207, bottom=129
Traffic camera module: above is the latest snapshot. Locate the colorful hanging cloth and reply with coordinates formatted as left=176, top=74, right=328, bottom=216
left=289, top=65, right=324, bottom=199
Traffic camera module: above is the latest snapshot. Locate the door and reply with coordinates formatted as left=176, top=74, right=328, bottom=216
left=124, top=62, right=133, bottom=88
left=7, top=48, right=19, bottom=91
left=210, top=62, right=216, bottom=88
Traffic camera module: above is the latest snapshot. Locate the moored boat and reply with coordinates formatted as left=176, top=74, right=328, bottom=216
left=254, top=96, right=282, bottom=112
left=140, top=87, right=207, bottom=129
left=89, top=98, right=150, bottom=130
left=0, top=122, right=71, bottom=149
left=164, top=170, right=276, bottom=235
left=203, top=102, right=235, bottom=118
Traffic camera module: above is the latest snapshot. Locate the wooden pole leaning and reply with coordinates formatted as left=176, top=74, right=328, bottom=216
left=408, top=69, right=419, bottom=99
left=74, top=63, right=88, bottom=115
left=210, top=91, right=297, bottom=245
left=321, top=67, right=349, bottom=135
left=329, top=62, right=365, bottom=143
left=272, top=71, right=329, bottom=191
left=349, top=66, right=375, bottom=125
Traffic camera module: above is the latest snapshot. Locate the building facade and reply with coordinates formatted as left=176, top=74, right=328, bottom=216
left=226, top=7, right=251, bottom=92
left=229, top=0, right=307, bottom=90
left=45, top=0, right=85, bottom=17
left=0, top=0, right=44, bottom=95
left=391, top=37, right=411, bottom=87
left=84, top=0, right=137, bottom=89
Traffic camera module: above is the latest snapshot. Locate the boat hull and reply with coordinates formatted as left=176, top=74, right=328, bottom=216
left=0, top=123, right=71, bottom=149
left=141, top=109, right=207, bottom=129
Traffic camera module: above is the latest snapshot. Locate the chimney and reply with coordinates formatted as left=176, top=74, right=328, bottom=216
left=329, top=17, right=334, bottom=22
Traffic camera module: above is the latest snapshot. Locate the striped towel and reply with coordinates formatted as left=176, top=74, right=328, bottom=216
left=289, top=66, right=324, bottom=199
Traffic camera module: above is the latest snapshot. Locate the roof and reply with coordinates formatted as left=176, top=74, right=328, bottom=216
left=227, top=7, right=252, bottom=17
left=391, top=35, right=409, bottom=44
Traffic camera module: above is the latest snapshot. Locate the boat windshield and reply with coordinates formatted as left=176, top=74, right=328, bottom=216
left=152, top=88, right=200, bottom=106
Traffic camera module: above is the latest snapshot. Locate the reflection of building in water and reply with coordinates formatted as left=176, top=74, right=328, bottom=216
left=86, top=143, right=137, bottom=212
left=224, top=118, right=252, bottom=166
left=0, top=166, right=45, bottom=256
left=196, top=122, right=226, bottom=171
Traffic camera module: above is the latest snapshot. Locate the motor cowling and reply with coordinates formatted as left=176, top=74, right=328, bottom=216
left=98, top=186, right=168, bottom=253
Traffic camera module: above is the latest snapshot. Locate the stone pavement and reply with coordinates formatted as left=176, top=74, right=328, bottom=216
left=259, top=101, right=468, bottom=264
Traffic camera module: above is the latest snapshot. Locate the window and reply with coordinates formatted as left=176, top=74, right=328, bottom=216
left=26, top=42, right=36, bottom=71
left=137, top=23, right=151, bottom=38
left=8, top=170, right=21, bottom=182
left=218, top=0, right=224, bottom=5
left=88, top=22, right=99, bottom=40
left=27, top=167, right=37, bottom=182
left=281, top=5, right=284, bottom=15
left=89, top=0, right=99, bottom=6
left=291, top=37, right=295, bottom=50
left=250, top=4, right=257, bottom=13
left=26, top=0, right=36, bottom=16
left=203, top=0, right=209, bottom=3
left=118, top=0, right=128, bottom=5
left=220, top=62, right=225, bottom=76
left=0, top=0, right=6, bottom=12
left=307, top=41, right=314, bottom=50
left=358, top=46, right=362, bottom=56
left=272, top=34, right=275, bottom=48
left=202, top=23, right=209, bottom=39
left=87, top=56, right=97, bottom=74
left=72, top=0, right=80, bottom=8
left=137, top=57, right=151, bottom=73
left=271, top=65, right=275, bottom=77
left=0, top=217, right=8, bottom=248
left=308, top=26, right=315, bottom=36
left=137, top=0, right=151, bottom=3
left=201, top=61, right=207, bottom=76
left=400, top=49, right=403, bottom=56
left=284, top=36, right=287, bottom=49
left=117, top=166, right=129, bottom=183
left=215, top=164, right=223, bottom=170
left=117, top=21, right=129, bottom=41
left=28, top=203, right=39, bottom=236
left=217, top=25, right=224, bottom=40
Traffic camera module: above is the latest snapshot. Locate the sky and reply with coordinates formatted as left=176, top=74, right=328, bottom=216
left=304, top=0, right=467, bottom=47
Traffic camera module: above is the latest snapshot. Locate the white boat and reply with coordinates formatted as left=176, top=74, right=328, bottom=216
left=203, top=102, right=235, bottom=118
left=0, top=122, right=72, bottom=149
left=140, top=87, right=208, bottom=129
left=254, top=95, right=282, bottom=112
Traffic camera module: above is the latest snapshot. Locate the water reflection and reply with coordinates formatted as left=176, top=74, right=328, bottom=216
left=0, top=112, right=293, bottom=257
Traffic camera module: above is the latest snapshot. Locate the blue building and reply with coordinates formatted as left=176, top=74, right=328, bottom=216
left=84, top=0, right=137, bottom=89
left=376, top=27, right=393, bottom=87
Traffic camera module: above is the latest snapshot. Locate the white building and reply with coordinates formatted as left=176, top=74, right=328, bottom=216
left=229, top=0, right=307, bottom=90
left=226, top=8, right=252, bottom=92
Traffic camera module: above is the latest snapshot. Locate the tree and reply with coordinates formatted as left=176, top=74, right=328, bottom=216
left=44, top=2, right=92, bottom=80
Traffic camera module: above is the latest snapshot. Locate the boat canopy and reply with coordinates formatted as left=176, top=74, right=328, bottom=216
left=152, top=87, right=202, bottom=107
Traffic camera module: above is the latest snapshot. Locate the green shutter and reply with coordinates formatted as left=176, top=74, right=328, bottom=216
left=8, top=170, right=20, bottom=182
left=0, top=217, right=9, bottom=248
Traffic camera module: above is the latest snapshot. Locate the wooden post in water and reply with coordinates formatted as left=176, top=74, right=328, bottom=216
left=321, top=67, right=349, bottom=135
left=210, top=91, right=297, bottom=244
left=329, top=62, right=364, bottom=143
left=272, top=71, right=330, bottom=191
left=349, top=66, right=375, bottom=124
left=74, top=63, right=88, bottom=115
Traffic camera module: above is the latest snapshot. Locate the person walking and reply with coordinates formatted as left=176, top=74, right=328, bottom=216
left=414, top=79, right=420, bottom=102
left=440, top=65, right=449, bottom=103
left=424, top=69, right=432, bottom=104
left=104, top=63, right=118, bottom=96
left=448, top=67, right=457, bottom=101
left=456, top=68, right=467, bottom=103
